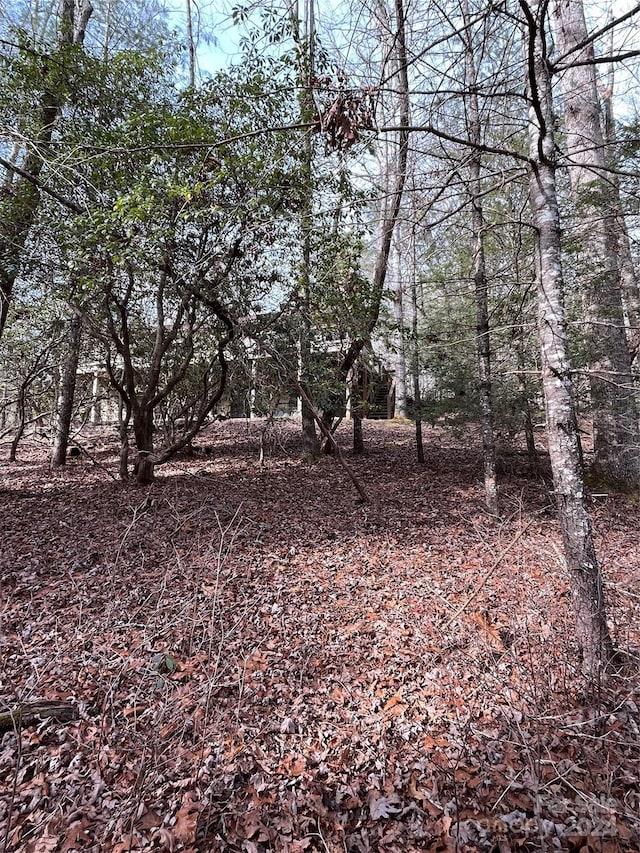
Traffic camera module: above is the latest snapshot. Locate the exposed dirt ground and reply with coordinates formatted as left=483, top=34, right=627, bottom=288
left=0, top=419, right=639, bottom=852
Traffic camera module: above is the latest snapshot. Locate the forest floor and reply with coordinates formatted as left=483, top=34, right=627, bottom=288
left=0, top=418, right=639, bottom=853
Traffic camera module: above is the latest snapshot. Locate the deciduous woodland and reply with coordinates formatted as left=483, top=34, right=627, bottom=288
left=1, top=0, right=640, bottom=850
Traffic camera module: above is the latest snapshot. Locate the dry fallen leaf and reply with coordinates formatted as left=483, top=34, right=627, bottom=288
left=367, top=790, right=402, bottom=820
left=172, top=791, right=201, bottom=844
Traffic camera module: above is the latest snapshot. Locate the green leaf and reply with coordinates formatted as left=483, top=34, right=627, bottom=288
left=151, top=652, right=177, bottom=674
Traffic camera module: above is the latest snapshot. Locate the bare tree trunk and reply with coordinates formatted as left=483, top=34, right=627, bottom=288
left=0, top=121, right=53, bottom=340
left=352, top=367, right=364, bottom=455
left=9, top=383, right=27, bottom=463
left=518, top=364, right=539, bottom=474
left=601, top=66, right=640, bottom=365
left=522, top=0, right=613, bottom=678
left=185, top=0, right=196, bottom=89
left=299, top=297, right=320, bottom=458
left=293, top=0, right=321, bottom=459
left=335, top=0, right=410, bottom=410
left=51, top=314, right=82, bottom=467
left=463, top=0, right=498, bottom=515
left=0, top=0, right=93, bottom=341
left=408, top=218, right=425, bottom=463
left=553, top=0, right=640, bottom=489
left=133, top=408, right=155, bottom=484
left=391, top=235, right=407, bottom=418
left=118, top=397, right=131, bottom=480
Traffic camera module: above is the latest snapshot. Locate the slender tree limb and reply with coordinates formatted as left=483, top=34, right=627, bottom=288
left=519, top=0, right=550, bottom=166
left=445, top=521, right=533, bottom=627
left=552, top=1, right=640, bottom=66
left=378, top=124, right=531, bottom=163
left=0, top=155, right=84, bottom=213
left=555, top=50, right=640, bottom=71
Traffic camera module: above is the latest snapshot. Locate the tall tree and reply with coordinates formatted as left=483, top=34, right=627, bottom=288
left=552, top=0, right=640, bottom=489
left=390, top=234, right=408, bottom=419
left=601, top=53, right=640, bottom=367
left=462, top=0, right=498, bottom=515
left=322, top=0, right=410, bottom=443
left=521, top=0, right=613, bottom=677
left=292, top=0, right=321, bottom=458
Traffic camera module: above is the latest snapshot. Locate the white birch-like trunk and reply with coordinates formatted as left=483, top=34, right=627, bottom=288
left=408, top=218, right=425, bottom=463
left=553, top=0, right=640, bottom=488
left=523, top=0, right=613, bottom=678
left=391, top=234, right=407, bottom=418
left=90, top=369, right=100, bottom=424
left=185, top=0, right=196, bottom=89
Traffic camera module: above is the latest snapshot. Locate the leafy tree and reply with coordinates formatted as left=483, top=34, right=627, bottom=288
left=0, top=0, right=93, bottom=339
left=55, top=47, right=306, bottom=481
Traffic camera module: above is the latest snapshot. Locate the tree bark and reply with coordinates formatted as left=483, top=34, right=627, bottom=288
left=118, top=397, right=131, bottom=480
left=51, top=314, right=82, bottom=467
left=9, top=382, right=27, bottom=463
left=352, top=367, right=364, bottom=455
left=407, top=215, right=425, bottom=463
left=185, top=0, right=196, bottom=89
left=553, top=0, right=640, bottom=489
left=0, top=700, right=77, bottom=732
left=462, top=0, right=498, bottom=515
left=133, top=408, right=155, bottom=484
left=601, top=67, right=640, bottom=365
left=391, top=235, right=407, bottom=418
left=518, top=365, right=539, bottom=474
left=522, top=0, right=613, bottom=678
left=294, top=0, right=321, bottom=459
left=0, top=104, right=55, bottom=339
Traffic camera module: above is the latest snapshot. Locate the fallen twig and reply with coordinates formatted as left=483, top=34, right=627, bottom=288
left=445, top=521, right=534, bottom=628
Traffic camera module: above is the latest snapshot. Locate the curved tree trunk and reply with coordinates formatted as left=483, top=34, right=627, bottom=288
left=553, top=0, right=640, bottom=489
left=0, top=102, right=56, bottom=339
left=522, top=0, right=613, bottom=679
left=333, top=0, right=411, bottom=424
left=9, top=384, right=27, bottom=463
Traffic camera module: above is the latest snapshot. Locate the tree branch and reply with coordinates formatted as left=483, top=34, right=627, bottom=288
left=552, top=2, right=640, bottom=67
left=0, top=154, right=84, bottom=213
